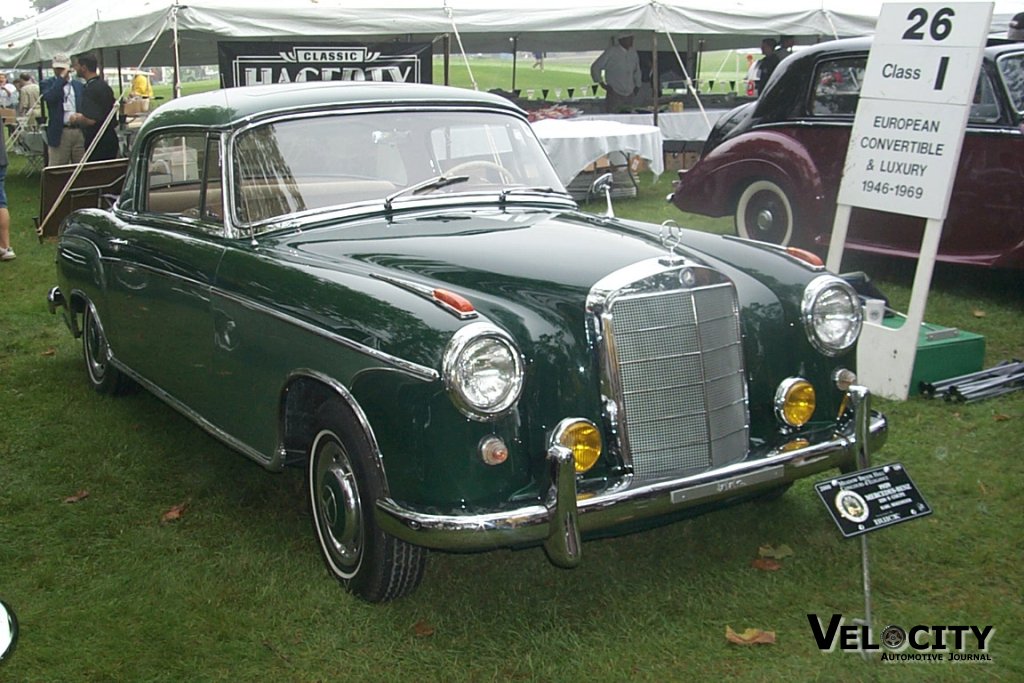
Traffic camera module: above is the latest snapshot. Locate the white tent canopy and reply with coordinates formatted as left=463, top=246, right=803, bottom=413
left=0, top=0, right=1018, bottom=68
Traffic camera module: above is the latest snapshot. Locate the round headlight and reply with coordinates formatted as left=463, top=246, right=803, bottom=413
left=443, top=323, right=524, bottom=421
left=801, top=275, right=862, bottom=356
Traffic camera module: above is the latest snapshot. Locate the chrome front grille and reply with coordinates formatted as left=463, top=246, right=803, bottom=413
left=592, top=261, right=749, bottom=481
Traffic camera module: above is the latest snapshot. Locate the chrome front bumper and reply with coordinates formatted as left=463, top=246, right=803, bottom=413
left=375, top=387, right=887, bottom=567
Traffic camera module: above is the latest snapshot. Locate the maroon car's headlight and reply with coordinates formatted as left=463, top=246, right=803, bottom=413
left=443, top=323, right=524, bottom=421
left=801, top=275, right=862, bottom=356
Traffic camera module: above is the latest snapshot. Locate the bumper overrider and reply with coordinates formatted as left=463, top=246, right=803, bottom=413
left=376, top=387, right=887, bottom=566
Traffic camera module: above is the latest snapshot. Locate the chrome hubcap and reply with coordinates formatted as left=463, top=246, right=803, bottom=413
left=317, top=441, right=361, bottom=567
left=756, top=207, right=775, bottom=231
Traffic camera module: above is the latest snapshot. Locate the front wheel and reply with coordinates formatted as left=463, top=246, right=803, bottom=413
left=734, top=179, right=796, bottom=246
left=308, top=402, right=426, bottom=602
left=82, top=305, right=129, bottom=395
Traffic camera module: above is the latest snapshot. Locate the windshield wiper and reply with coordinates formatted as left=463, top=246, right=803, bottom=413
left=384, top=175, right=470, bottom=212
left=499, top=186, right=572, bottom=203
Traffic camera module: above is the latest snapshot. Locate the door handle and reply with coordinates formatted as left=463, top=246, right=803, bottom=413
left=108, top=238, right=129, bottom=252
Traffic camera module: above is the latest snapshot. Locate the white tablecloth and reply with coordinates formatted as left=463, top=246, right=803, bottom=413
left=577, top=110, right=730, bottom=142
left=531, top=118, right=664, bottom=187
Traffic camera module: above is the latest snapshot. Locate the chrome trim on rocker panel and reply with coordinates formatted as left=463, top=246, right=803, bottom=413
left=586, top=257, right=750, bottom=481
left=107, top=354, right=281, bottom=470
left=212, top=287, right=440, bottom=383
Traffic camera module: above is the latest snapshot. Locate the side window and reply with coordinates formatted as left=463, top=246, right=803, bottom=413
left=144, top=132, right=222, bottom=227
left=810, top=57, right=867, bottom=117
left=969, top=73, right=1000, bottom=123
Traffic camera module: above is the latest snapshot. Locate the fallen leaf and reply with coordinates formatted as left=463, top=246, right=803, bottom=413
left=726, top=626, right=776, bottom=645
left=993, top=413, right=1010, bottom=422
left=972, top=309, right=986, bottom=318
left=758, top=543, right=794, bottom=559
left=978, top=480, right=988, bottom=496
left=161, top=502, right=188, bottom=523
left=63, top=490, right=90, bottom=504
left=751, top=557, right=782, bottom=572
left=412, top=619, right=435, bottom=638
left=40, top=348, right=57, bottom=357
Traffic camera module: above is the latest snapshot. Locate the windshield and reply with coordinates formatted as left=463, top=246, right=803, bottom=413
left=997, top=52, right=1024, bottom=115
left=232, top=110, right=565, bottom=229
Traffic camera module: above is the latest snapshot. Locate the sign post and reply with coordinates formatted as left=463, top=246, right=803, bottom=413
left=825, top=2, right=993, bottom=400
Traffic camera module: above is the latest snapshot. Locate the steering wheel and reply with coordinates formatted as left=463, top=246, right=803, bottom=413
left=446, top=160, right=516, bottom=184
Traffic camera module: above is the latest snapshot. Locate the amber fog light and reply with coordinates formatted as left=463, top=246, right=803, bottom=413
left=775, top=378, right=816, bottom=428
left=479, top=436, right=509, bottom=466
left=552, top=419, right=602, bottom=473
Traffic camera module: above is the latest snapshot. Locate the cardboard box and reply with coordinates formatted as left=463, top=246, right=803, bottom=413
left=664, top=151, right=700, bottom=171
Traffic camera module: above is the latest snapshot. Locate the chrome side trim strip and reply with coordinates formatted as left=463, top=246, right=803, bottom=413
left=212, top=288, right=440, bottom=383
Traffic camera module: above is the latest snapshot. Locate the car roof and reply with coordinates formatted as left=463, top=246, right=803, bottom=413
left=138, top=81, right=524, bottom=133
left=755, top=36, right=1024, bottom=120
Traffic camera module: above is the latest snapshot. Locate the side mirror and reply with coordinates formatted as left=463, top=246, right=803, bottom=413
left=0, top=600, right=18, bottom=664
left=589, top=172, right=614, bottom=217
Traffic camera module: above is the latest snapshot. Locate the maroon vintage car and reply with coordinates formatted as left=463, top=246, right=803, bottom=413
left=670, top=37, right=1024, bottom=269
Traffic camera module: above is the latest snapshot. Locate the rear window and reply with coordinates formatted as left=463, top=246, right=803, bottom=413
left=810, top=57, right=866, bottom=116
left=997, top=52, right=1024, bottom=114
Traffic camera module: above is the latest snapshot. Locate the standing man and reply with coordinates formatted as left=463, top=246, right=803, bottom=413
left=755, top=38, right=780, bottom=96
left=590, top=34, right=642, bottom=113
left=39, top=53, right=86, bottom=166
left=0, top=72, right=17, bottom=110
left=71, top=53, right=119, bottom=162
left=15, top=73, right=41, bottom=126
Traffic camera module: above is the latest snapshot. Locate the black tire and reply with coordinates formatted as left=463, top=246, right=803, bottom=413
left=734, top=179, right=795, bottom=246
left=82, top=305, right=129, bottom=395
left=307, top=401, right=426, bottom=603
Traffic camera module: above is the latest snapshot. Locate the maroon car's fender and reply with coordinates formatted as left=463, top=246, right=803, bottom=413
left=672, top=130, right=828, bottom=229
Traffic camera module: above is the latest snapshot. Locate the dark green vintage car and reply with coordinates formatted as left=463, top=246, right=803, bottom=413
left=48, top=81, right=887, bottom=602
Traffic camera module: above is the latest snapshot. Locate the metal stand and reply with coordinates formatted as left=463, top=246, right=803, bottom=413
left=849, top=386, right=874, bottom=661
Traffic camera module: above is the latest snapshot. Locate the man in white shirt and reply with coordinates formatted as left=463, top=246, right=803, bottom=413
left=590, top=35, right=643, bottom=113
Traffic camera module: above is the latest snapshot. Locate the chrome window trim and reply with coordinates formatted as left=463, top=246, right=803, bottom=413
left=225, top=105, right=571, bottom=235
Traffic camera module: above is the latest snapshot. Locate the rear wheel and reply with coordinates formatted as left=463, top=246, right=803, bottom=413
left=734, top=179, right=795, bottom=246
left=82, top=305, right=129, bottom=395
left=308, top=402, right=426, bottom=602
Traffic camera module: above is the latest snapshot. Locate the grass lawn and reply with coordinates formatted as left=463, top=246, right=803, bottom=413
left=1, top=148, right=1022, bottom=679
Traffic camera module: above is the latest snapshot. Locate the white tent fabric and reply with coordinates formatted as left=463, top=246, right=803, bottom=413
left=0, top=0, right=1018, bottom=68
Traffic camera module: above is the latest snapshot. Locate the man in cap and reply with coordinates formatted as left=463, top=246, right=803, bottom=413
left=590, top=34, right=643, bottom=113
left=39, top=52, right=86, bottom=166
left=1009, top=12, right=1024, bottom=41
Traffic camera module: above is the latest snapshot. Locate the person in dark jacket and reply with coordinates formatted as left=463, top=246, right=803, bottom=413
left=755, top=38, right=780, bottom=96
left=71, top=53, right=120, bottom=162
left=39, top=52, right=86, bottom=166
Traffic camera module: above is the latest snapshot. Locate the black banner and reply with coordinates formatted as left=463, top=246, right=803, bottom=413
left=218, top=41, right=433, bottom=88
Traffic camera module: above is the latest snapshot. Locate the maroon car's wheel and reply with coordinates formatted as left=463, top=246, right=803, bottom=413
left=735, top=179, right=795, bottom=246
left=308, top=402, right=427, bottom=603
left=82, top=305, right=129, bottom=395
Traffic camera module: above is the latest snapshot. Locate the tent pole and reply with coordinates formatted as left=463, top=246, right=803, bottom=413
left=172, top=5, right=182, bottom=98
left=652, top=32, right=659, bottom=126
left=116, top=50, right=124, bottom=98
left=444, top=35, right=450, bottom=86
left=511, top=36, right=517, bottom=92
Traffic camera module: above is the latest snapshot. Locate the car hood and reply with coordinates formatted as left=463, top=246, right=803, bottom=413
left=271, top=205, right=812, bottom=334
